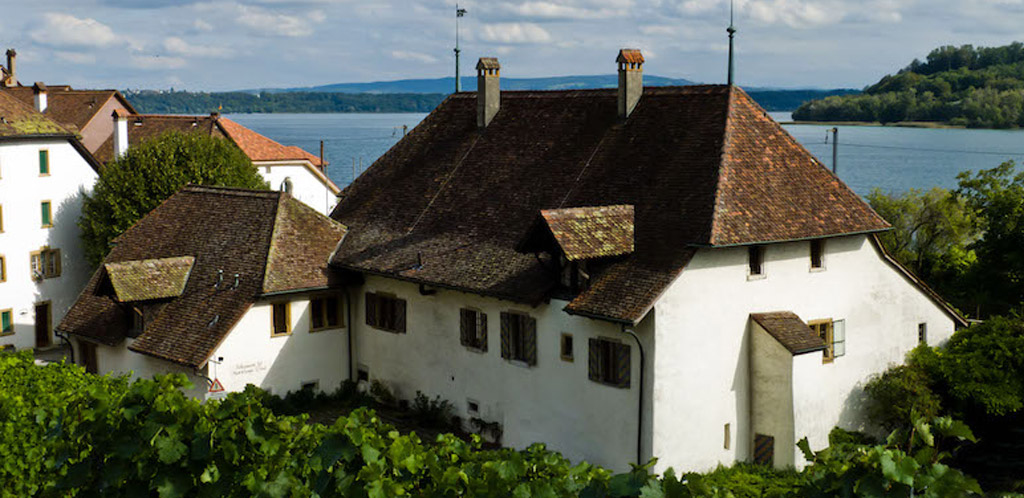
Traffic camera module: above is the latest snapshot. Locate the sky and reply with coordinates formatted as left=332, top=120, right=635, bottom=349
left=1, top=0, right=1022, bottom=91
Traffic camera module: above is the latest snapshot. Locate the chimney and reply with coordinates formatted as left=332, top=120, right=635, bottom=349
left=476, top=57, right=500, bottom=128
left=112, top=109, right=131, bottom=159
left=3, top=49, right=16, bottom=88
left=617, top=49, right=644, bottom=119
left=33, top=82, right=47, bottom=113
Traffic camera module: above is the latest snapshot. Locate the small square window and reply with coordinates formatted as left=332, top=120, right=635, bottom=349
left=918, top=323, right=927, bottom=344
left=271, top=302, right=291, bottom=336
left=39, top=150, right=49, bottom=176
left=810, top=239, right=825, bottom=269
left=40, top=201, right=52, bottom=228
left=357, top=366, right=369, bottom=382
left=748, top=246, right=764, bottom=277
left=0, top=309, right=12, bottom=335
left=467, top=399, right=480, bottom=415
left=560, top=333, right=573, bottom=361
left=301, top=380, right=319, bottom=392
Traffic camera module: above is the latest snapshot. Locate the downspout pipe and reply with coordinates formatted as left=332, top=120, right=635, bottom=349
left=622, top=325, right=645, bottom=466
left=345, top=288, right=355, bottom=382
left=54, top=330, right=74, bottom=363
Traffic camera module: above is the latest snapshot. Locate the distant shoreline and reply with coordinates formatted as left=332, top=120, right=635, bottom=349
left=781, top=120, right=966, bottom=129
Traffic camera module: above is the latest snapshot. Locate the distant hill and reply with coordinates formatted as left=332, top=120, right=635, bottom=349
left=794, top=42, right=1024, bottom=128
left=248, top=74, right=697, bottom=94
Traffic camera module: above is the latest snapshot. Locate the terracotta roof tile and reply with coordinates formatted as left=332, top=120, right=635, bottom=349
left=0, top=91, right=70, bottom=137
left=750, top=311, right=826, bottom=355
left=330, top=86, right=889, bottom=323
left=104, top=256, right=195, bottom=303
left=0, top=86, right=135, bottom=134
left=217, top=117, right=324, bottom=167
left=525, top=205, right=634, bottom=261
left=58, top=185, right=346, bottom=367
left=616, top=49, right=645, bottom=64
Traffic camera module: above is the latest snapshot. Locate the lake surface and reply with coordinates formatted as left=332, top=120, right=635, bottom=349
left=226, top=112, right=1024, bottom=195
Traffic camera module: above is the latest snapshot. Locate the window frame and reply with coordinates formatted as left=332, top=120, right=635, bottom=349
left=29, top=247, right=61, bottom=280
left=588, top=337, right=630, bottom=388
left=810, top=239, right=825, bottom=271
left=365, top=292, right=406, bottom=334
left=809, top=318, right=846, bottom=363
left=309, top=294, right=343, bottom=332
left=271, top=301, right=292, bottom=337
left=38, top=149, right=50, bottom=176
left=747, top=245, right=765, bottom=279
left=918, top=322, right=928, bottom=344
left=0, top=309, right=12, bottom=336
left=0, top=255, right=5, bottom=283
left=40, top=200, right=52, bottom=228
left=459, top=307, right=488, bottom=351
left=0, top=203, right=4, bottom=232
left=560, top=333, right=574, bottom=362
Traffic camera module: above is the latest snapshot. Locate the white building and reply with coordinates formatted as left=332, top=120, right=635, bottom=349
left=0, top=91, right=100, bottom=351
left=59, top=186, right=349, bottom=398
left=58, top=49, right=967, bottom=475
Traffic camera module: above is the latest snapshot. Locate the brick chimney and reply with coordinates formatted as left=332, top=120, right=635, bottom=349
left=113, top=109, right=131, bottom=159
left=33, top=82, right=47, bottom=113
left=617, top=49, right=644, bottom=119
left=476, top=57, right=500, bottom=128
left=2, top=49, right=16, bottom=88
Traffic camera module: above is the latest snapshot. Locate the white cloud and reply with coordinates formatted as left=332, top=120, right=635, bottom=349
left=498, top=1, right=628, bottom=20
left=391, top=50, right=438, bottom=63
left=235, top=5, right=323, bottom=37
left=480, top=23, right=553, bottom=43
left=746, top=0, right=831, bottom=28
left=54, top=51, right=96, bottom=64
left=31, top=13, right=119, bottom=48
left=193, top=19, right=214, bottom=32
left=131, top=54, right=187, bottom=69
left=164, top=37, right=234, bottom=58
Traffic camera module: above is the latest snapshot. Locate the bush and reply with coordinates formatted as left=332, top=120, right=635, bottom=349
left=864, top=357, right=943, bottom=432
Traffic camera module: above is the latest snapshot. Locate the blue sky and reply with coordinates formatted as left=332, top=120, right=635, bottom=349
left=1, top=0, right=1021, bottom=91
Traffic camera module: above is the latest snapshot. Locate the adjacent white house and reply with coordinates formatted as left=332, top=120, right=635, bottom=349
left=59, top=186, right=349, bottom=398
left=57, top=49, right=967, bottom=475
left=0, top=91, right=101, bottom=352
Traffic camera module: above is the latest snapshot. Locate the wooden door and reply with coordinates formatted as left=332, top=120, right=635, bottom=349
left=80, top=341, right=97, bottom=374
left=34, top=302, right=51, bottom=348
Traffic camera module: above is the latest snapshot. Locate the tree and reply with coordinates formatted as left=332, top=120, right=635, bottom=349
left=79, top=131, right=268, bottom=266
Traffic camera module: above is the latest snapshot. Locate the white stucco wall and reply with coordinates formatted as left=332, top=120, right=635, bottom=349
left=0, top=138, right=96, bottom=351
left=258, top=162, right=338, bottom=216
left=209, top=295, right=349, bottom=396
left=649, top=234, right=957, bottom=473
left=749, top=325, right=796, bottom=468
left=84, top=337, right=209, bottom=399
left=353, top=276, right=649, bottom=471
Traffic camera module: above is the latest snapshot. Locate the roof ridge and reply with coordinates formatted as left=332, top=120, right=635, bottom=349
left=705, top=85, right=737, bottom=246
left=182, top=185, right=281, bottom=198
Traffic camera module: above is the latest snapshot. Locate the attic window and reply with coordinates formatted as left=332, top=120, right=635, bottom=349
left=271, top=301, right=291, bottom=336
left=748, top=246, right=765, bottom=277
left=810, top=239, right=825, bottom=270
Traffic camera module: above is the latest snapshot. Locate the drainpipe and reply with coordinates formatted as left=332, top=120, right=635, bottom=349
left=54, top=330, right=74, bottom=363
left=345, top=288, right=355, bottom=382
left=622, top=324, right=645, bottom=465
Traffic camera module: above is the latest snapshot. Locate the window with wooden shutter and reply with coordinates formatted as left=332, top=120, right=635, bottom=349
left=588, top=338, right=630, bottom=388
left=500, top=311, right=536, bottom=365
left=40, top=201, right=52, bottom=228
left=460, top=308, right=487, bottom=351
left=39, top=150, right=49, bottom=176
left=810, top=319, right=844, bottom=363
left=366, top=292, right=406, bottom=333
left=311, top=295, right=342, bottom=331
left=271, top=302, right=290, bottom=336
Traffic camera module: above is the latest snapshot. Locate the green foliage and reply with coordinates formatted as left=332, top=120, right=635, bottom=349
left=937, top=316, right=1024, bottom=416
left=864, top=359, right=944, bottom=432
left=410, top=391, right=456, bottom=430
left=800, top=419, right=982, bottom=497
left=79, top=131, right=268, bottom=266
left=126, top=90, right=446, bottom=114
left=793, top=42, right=1024, bottom=127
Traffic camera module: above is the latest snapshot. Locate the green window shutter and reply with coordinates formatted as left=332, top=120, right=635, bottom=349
left=39, top=150, right=48, bottom=175
left=394, top=298, right=406, bottom=333
left=365, top=293, right=378, bottom=327
left=523, top=316, right=537, bottom=366
left=41, top=202, right=51, bottom=226
left=460, top=309, right=472, bottom=346
left=478, top=312, right=488, bottom=352
left=588, top=338, right=601, bottom=381
left=1, top=311, right=10, bottom=333
left=500, top=312, right=511, bottom=359
left=615, top=342, right=631, bottom=388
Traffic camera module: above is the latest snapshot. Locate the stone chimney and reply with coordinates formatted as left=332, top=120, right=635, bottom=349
left=33, top=82, right=47, bottom=113
left=476, top=57, right=500, bottom=128
left=617, top=49, right=644, bottom=119
left=113, top=109, right=131, bottom=159
left=2, top=49, right=16, bottom=88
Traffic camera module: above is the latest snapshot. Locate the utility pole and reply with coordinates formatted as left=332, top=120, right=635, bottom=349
left=727, top=0, right=736, bottom=86
left=454, top=4, right=467, bottom=93
left=831, top=127, right=839, bottom=174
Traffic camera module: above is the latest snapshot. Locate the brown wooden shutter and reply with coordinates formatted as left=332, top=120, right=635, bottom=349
left=500, top=312, right=511, bottom=359
left=394, top=298, right=407, bottom=333
left=523, top=315, right=537, bottom=366
left=460, top=309, right=472, bottom=346
left=478, top=312, right=488, bottom=352
left=588, top=338, right=600, bottom=381
left=365, top=293, right=378, bottom=327
left=615, top=342, right=631, bottom=388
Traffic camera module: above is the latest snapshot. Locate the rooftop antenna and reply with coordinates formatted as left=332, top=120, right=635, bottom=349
left=454, top=4, right=468, bottom=93
left=727, top=0, right=736, bottom=86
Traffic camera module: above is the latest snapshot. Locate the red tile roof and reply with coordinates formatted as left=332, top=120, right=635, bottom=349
left=58, top=185, right=347, bottom=368
left=616, top=49, right=645, bottom=64
left=329, top=85, right=891, bottom=324
left=93, top=114, right=226, bottom=163
left=0, top=85, right=136, bottom=133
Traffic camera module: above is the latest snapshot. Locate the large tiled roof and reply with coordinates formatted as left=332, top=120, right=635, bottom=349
left=93, top=114, right=226, bottom=163
left=0, top=91, right=72, bottom=137
left=329, top=85, right=890, bottom=323
left=750, top=312, right=826, bottom=355
left=1, top=86, right=135, bottom=133
left=58, top=185, right=346, bottom=367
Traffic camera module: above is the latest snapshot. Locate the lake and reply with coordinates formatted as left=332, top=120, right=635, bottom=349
left=226, top=112, right=1024, bottom=195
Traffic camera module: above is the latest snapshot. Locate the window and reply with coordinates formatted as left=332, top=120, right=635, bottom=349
left=459, top=308, right=488, bottom=351
left=357, top=366, right=369, bottom=382
left=467, top=399, right=480, bottom=415
left=39, top=150, right=49, bottom=176
left=588, top=338, right=630, bottom=387
left=918, top=322, right=928, bottom=344
left=80, top=342, right=98, bottom=374
left=810, top=239, right=825, bottom=269
left=0, top=255, right=5, bottom=283
left=127, top=307, right=144, bottom=338
left=365, top=292, right=406, bottom=333
left=500, top=311, right=537, bottom=365
left=560, top=333, right=574, bottom=361
left=29, top=247, right=61, bottom=280
left=748, top=245, right=764, bottom=277
left=301, top=380, right=319, bottom=392
left=724, top=423, right=731, bottom=450
left=310, top=295, right=342, bottom=331
left=0, top=309, right=12, bottom=335
left=810, top=319, right=845, bottom=363
left=271, top=302, right=291, bottom=336
left=0, top=204, right=4, bottom=232
left=40, top=201, right=52, bottom=227
left=754, top=434, right=775, bottom=466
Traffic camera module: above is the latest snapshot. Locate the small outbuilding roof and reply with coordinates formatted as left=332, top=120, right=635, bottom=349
left=104, top=256, right=195, bottom=302
left=519, top=205, right=635, bottom=261
left=750, top=312, right=827, bottom=355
